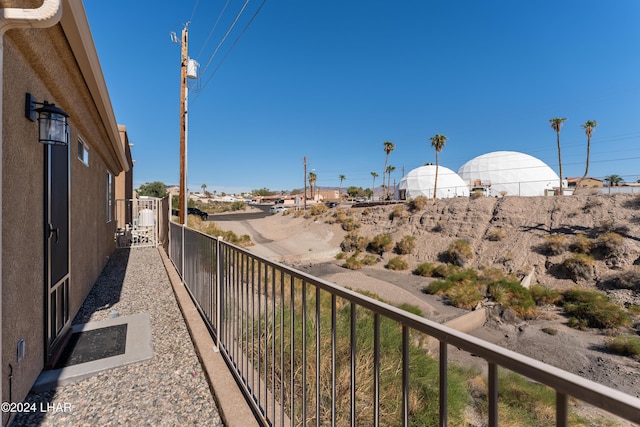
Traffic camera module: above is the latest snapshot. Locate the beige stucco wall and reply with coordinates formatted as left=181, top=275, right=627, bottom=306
left=2, top=20, right=124, bottom=408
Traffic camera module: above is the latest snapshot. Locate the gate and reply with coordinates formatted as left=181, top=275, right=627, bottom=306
left=115, top=197, right=159, bottom=248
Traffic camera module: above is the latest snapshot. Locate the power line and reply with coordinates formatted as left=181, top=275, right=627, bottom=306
left=189, top=0, right=200, bottom=23
left=194, top=0, right=232, bottom=61
left=192, top=0, right=268, bottom=106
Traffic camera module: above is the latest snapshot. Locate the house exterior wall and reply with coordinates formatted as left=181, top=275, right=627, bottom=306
left=1, top=8, right=128, bottom=411
left=115, top=125, right=134, bottom=226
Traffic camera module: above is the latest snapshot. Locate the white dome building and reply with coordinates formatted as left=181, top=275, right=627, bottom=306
left=398, top=165, right=470, bottom=199
left=457, top=151, right=561, bottom=197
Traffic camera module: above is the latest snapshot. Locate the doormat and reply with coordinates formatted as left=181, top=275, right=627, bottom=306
left=53, top=324, right=128, bottom=369
left=33, top=313, right=153, bottom=392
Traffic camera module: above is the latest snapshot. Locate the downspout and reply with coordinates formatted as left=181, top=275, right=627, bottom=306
left=0, top=0, right=63, bottom=414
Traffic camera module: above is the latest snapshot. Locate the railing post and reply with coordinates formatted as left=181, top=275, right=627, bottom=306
left=216, top=236, right=223, bottom=351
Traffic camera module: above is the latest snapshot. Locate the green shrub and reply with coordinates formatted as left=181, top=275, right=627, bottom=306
left=395, top=235, right=416, bottom=255
left=530, top=284, right=562, bottom=306
left=628, top=305, right=640, bottom=316
left=414, top=262, right=437, bottom=277
left=433, top=263, right=461, bottom=277
left=447, top=239, right=474, bottom=267
left=570, top=233, right=593, bottom=254
left=426, top=269, right=483, bottom=310
left=563, top=254, right=595, bottom=282
left=368, top=233, right=394, bottom=255
left=386, top=256, right=409, bottom=271
left=563, top=289, right=632, bottom=329
left=409, top=195, right=429, bottom=211
left=361, top=254, right=378, bottom=266
left=542, top=234, right=569, bottom=255
left=343, top=254, right=364, bottom=270
left=608, top=335, right=640, bottom=359
left=335, top=252, right=347, bottom=260
left=488, top=279, right=537, bottom=319
left=485, top=227, right=507, bottom=242
left=541, top=328, right=558, bottom=336
left=230, top=201, right=247, bottom=211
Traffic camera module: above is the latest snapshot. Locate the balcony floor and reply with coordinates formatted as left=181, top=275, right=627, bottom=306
left=12, top=247, right=224, bottom=426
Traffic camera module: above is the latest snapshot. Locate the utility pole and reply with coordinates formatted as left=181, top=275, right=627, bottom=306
left=178, top=24, right=189, bottom=225
left=303, top=156, right=307, bottom=211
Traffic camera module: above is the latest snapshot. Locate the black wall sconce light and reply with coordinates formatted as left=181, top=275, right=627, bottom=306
left=25, top=93, right=70, bottom=146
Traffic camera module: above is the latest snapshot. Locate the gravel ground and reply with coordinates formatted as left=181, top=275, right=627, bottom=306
left=11, top=247, right=223, bottom=427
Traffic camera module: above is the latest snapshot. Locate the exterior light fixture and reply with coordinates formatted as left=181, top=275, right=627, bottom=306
left=25, top=93, right=69, bottom=146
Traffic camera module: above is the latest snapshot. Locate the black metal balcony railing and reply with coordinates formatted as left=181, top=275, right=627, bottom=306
left=168, top=221, right=640, bottom=426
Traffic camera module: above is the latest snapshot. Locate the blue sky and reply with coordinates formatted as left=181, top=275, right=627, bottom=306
left=84, top=1, right=640, bottom=194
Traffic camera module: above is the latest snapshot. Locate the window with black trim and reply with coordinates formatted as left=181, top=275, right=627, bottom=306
left=107, top=171, right=113, bottom=222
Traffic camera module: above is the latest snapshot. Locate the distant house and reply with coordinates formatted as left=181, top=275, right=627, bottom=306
left=566, top=177, right=603, bottom=189
left=1, top=0, right=133, bottom=415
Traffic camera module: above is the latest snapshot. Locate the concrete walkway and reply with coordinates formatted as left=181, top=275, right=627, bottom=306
left=11, top=247, right=255, bottom=427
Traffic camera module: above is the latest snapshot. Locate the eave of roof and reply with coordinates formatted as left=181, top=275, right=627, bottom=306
left=60, top=0, right=129, bottom=173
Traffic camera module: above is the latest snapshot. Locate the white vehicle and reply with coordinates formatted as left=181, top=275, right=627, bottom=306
left=269, top=205, right=289, bottom=214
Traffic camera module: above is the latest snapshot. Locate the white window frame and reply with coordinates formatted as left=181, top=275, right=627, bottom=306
left=77, top=137, right=89, bottom=166
left=107, top=171, right=113, bottom=222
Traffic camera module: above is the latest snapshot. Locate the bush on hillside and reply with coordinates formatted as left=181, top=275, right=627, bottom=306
left=563, top=254, right=595, bottom=282
left=447, top=239, right=474, bottom=267
left=368, top=233, right=394, bottom=255
left=386, top=256, right=408, bottom=271
left=395, top=235, right=416, bottom=255
left=563, top=289, right=632, bottom=329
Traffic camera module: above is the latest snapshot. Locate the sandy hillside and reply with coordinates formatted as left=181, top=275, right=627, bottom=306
left=217, top=194, right=640, bottom=405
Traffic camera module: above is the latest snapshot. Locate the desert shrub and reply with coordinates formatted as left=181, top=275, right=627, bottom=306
left=563, top=254, right=595, bottom=282
left=447, top=239, right=474, bottom=267
left=230, top=201, right=247, bottom=211
left=361, top=207, right=372, bottom=216
left=368, top=233, right=394, bottom=255
left=390, top=205, right=407, bottom=219
left=628, top=305, right=640, bottom=316
left=607, top=335, right=640, bottom=359
left=433, top=263, right=461, bottom=277
left=593, top=219, right=614, bottom=234
left=414, top=262, right=437, bottom=277
left=409, top=195, right=429, bottom=211
left=386, top=256, right=408, bottom=271
left=343, top=254, right=364, bottom=270
left=570, top=233, right=593, bottom=254
left=583, top=197, right=603, bottom=213
left=529, top=284, right=562, bottom=306
left=541, top=234, right=569, bottom=255
left=189, top=216, right=252, bottom=247
left=485, top=227, right=507, bottom=242
left=563, top=289, right=632, bottom=329
left=340, top=232, right=368, bottom=252
left=426, top=269, right=484, bottom=309
left=308, top=203, right=328, bottom=216
left=341, top=217, right=360, bottom=231
left=395, top=235, right=416, bottom=255
left=478, top=267, right=508, bottom=282
left=488, top=279, right=537, bottom=319
left=541, top=327, right=558, bottom=336
left=595, top=232, right=624, bottom=256
left=414, top=262, right=461, bottom=278
left=335, top=252, right=347, bottom=260
left=361, top=254, right=378, bottom=266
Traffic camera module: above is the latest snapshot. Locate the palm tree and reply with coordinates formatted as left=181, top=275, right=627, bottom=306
left=430, top=134, right=447, bottom=200
left=308, top=172, right=317, bottom=200
left=201, top=183, right=207, bottom=194
left=338, top=174, right=346, bottom=201
left=370, top=171, right=379, bottom=200
left=382, top=141, right=395, bottom=198
left=549, top=118, right=568, bottom=195
left=576, top=120, right=598, bottom=191
left=385, top=166, right=396, bottom=199
left=604, top=174, right=623, bottom=193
